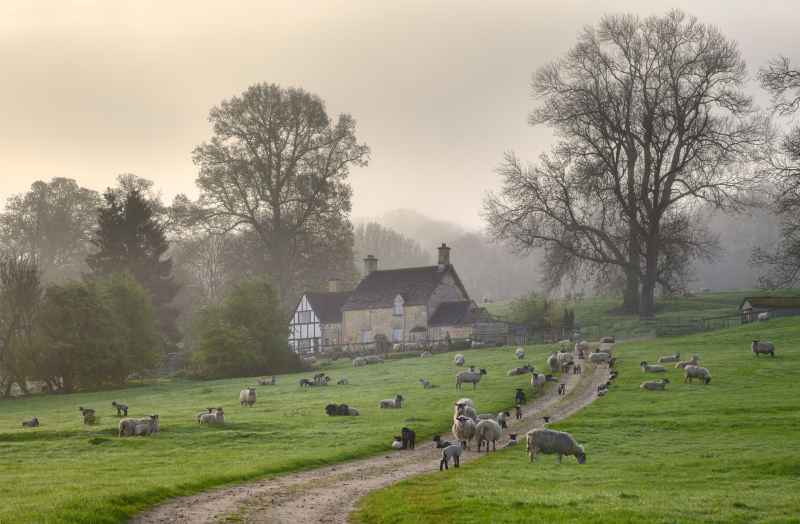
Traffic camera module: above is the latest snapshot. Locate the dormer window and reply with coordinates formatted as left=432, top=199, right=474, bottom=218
left=393, top=294, right=404, bottom=316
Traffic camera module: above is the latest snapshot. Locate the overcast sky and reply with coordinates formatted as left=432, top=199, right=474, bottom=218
left=1, top=0, right=798, bottom=230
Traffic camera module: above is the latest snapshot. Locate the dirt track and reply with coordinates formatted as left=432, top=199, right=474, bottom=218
left=132, top=363, right=609, bottom=524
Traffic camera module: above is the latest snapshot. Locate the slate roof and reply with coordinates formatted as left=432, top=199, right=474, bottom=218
left=739, top=296, right=800, bottom=310
left=429, top=301, right=475, bottom=326
left=342, top=265, right=468, bottom=311
left=305, top=291, right=351, bottom=323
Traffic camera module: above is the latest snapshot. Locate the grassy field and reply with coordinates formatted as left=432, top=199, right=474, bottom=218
left=353, top=318, right=800, bottom=524
left=0, top=345, right=559, bottom=523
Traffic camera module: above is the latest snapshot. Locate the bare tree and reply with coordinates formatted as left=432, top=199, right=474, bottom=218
left=486, top=11, right=763, bottom=317
left=192, top=83, right=369, bottom=304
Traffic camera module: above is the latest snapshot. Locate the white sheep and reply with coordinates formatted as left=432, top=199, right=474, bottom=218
left=684, top=365, right=712, bottom=385
left=118, top=418, right=138, bottom=437
left=198, top=407, right=225, bottom=425
left=515, top=347, right=525, bottom=360
left=352, top=357, right=367, bottom=367
left=752, top=340, right=775, bottom=357
left=239, top=388, right=256, bottom=407
left=675, top=354, right=700, bottom=369
left=451, top=415, right=476, bottom=450
left=456, top=368, right=487, bottom=390
left=379, top=394, right=404, bottom=409
left=454, top=354, right=465, bottom=366
left=547, top=352, right=560, bottom=372
left=589, top=351, right=611, bottom=363
left=530, top=372, right=546, bottom=390
left=657, top=352, right=680, bottom=363
left=475, top=418, right=503, bottom=452
left=757, top=312, right=769, bottom=321
left=640, top=361, right=666, bottom=373
left=640, top=378, right=670, bottom=391
left=439, top=443, right=463, bottom=470
left=526, top=428, right=586, bottom=464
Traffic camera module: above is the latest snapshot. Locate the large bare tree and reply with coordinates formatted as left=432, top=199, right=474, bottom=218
left=486, top=11, right=763, bottom=317
left=192, top=84, right=369, bottom=303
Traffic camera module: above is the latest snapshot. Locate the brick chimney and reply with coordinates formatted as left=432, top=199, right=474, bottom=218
left=437, top=243, right=451, bottom=270
left=328, top=278, right=342, bottom=293
left=364, top=255, right=378, bottom=275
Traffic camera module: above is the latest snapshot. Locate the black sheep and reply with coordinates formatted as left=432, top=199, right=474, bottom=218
left=401, top=427, right=416, bottom=449
left=514, top=388, right=526, bottom=405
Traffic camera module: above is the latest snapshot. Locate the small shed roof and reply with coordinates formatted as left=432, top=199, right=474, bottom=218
left=305, top=291, right=351, bottom=323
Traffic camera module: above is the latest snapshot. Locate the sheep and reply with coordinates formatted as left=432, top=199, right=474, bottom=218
left=530, top=372, right=546, bottom=390
left=676, top=354, right=700, bottom=369
left=379, top=394, right=404, bottom=409
left=433, top=435, right=453, bottom=448
left=299, top=378, right=314, bottom=387
left=640, top=361, right=666, bottom=373
left=657, top=352, right=681, bottom=364
left=118, top=418, right=138, bottom=437
left=451, top=415, right=476, bottom=450
left=557, top=352, right=574, bottom=367
left=547, top=352, right=560, bottom=373
left=198, top=407, right=225, bottom=425
left=138, top=414, right=160, bottom=435
left=21, top=417, right=39, bottom=428
left=112, top=401, right=128, bottom=417
left=257, top=376, right=276, bottom=386
left=526, top=428, right=586, bottom=464
left=353, top=356, right=367, bottom=367
left=455, top=402, right=479, bottom=422
left=640, top=378, right=670, bottom=391
left=454, top=354, right=465, bottom=366
left=456, top=368, right=487, bottom=390
left=475, top=418, right=503, bottom=452
left=419, top=378, right=436, bottom=389
left=684, top=365, right=712, bottom=385
left=420, top=351, right=432, bottom=358
left=477, top=411, right=510, bottom=429
left=391, top=436, right=403, bottom=450
left=507, top=364, right=534, bottom=376
left=79, top=407, right=96, bottom=425
left=440, top=443, right=463, bottom=470
left=752, top=340, right=775, bottom=357
left=758, top=311, right=770, bottom=321
left=589, top=351, right=611, bottom=364
left=337, top=378, right=349, bottom=385
left=239, top=388, right=257, bottom=407
left=515, top=347, right=525, bottom=360
left=313, top=373, right=330, bottom=385
left=401, top=427, right=416, bottom=449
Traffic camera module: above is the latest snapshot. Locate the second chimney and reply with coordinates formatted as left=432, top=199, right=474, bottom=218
left=437, top=243, right=451, bottom=269
left=364, top=255, right=378, bottom=275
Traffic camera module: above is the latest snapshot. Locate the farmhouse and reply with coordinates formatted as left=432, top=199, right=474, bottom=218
left=739, top=296, right=800, bottom=323
left=289, top=243, right=498, bottom=353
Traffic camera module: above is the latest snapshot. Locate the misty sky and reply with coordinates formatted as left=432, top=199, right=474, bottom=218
left=1, top=0, right=798, bottom=230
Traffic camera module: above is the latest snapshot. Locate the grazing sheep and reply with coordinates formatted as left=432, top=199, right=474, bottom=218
left=526, top=428, right=586, bottom=464
left=353, top=356, right=367, bottom=367
left=257, top=376, right=277, bottom=386
left=454, top=354, right=465, bottom=366
left=547, top=352, right=560, bottom=372
left=239, top=388, right=256, bottom=407
left=752, top=340, right=775, bottom=357
left=684, top=365, right=712, bottom=385
left=455, top=402, right=479, bottom=422
left=507, top=364, right=534, bottom=376
left=337, top=378, right=349, bottom=385
left=79, top=407, right=96, bottom=425
left=401, top=427, right=416, bottom=449
left=476, top=418, right=503, bottom=452
left=451, top=415, right=476, bottom=450
left=640, top=378, right=670, bottom=391
left=676, top=354, right=700, bottom=369
left=198, top=407, right=225, bottom=425
left=515, top=347, right=525, bottom=360
left=440, top=443, right=463, bottom=470
left=21, top=417, right=39, bottom=428
left=515, top=405, right=523, bottom=420
left=118, top=418, right=138, bottom=436
left=530, top=372, right=546, bottom=390
left=111, top=401, right=128, bottom=417
left=757, top=312, right=769, bottom=321
left=123, top=414, right=159, bottom=437
left=420, top=351, right=432, bottom=358
left=456, top=368, right=487, bottom=390
left=419, top=378, right=436, bottom=389
left=589, top=351, right=611, bottom=364
left=657, top=353, right=680, bottom=364
left=433, top=435, right=453, bottom=448
left=380, top=394, right=404, bottom=409
left=640, top=361, right=666, bottom=373
left=514, top=389, right=526, bottom=405
left=391, top=436, right=403, bottom=450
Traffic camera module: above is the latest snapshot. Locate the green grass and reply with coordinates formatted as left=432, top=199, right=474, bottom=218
left=0, top=345, right=556, bottom=523
left=353, top=317, right=800, bottom=524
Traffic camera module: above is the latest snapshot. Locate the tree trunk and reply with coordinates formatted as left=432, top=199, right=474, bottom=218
left=622, top=228, right=640, bottom=314
left=639, top=234, right=660, bottom=319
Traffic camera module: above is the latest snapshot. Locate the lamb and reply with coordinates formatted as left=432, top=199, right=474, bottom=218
left=515, top=347, right=525, bottom=360
left=239, top=388, right=256, bottom=407
left=514, top=389, right=526, bottom=405
left=198, top=407, right=225, bottom=425
left=118, top=418, right=138, bottom=437
left=440, top=443, right=463, bottom=470
left=684, top=365, right=712, bottom=385
left=657, top=352, right=680, bottom=364
left=475, top=418, right=503, bottom=452
left=640, top=378, right=670, bottom=391
left=676, top=354, right=700, bottom=369
left=454, top=354, right=465, bottom=366
left=401, top=427, right=416, bottom=449
left=640, top=361, right=666, bottom=373
left=547, top=352, right=560, bottom=372
left=433, top=435, right=453, bottom=448
left=589, top=351, right=611, bottom=364
left=752, top=340, right=775, bottom=357
left=451, top=415, right=476, bottom=450
left=507, top=364, right=534, bottom=376
left=758, top=311, right=769, bottom=321
left=353, top=356, right=367, bottom=367
left=419, top=378, right=436, bottom=389
left=455, top=402, right=479, bottom=422
left=21, top=417, right=39, bottom=428
left=112, top=401, right=128, bottom=417
left=379, top=394, right=404, bottom=409
left=391, top=436, right=403, bottom=449
left=456, top=368, right=487, bottom=390
left=526, top=428, right=586, bottom=464
left=79, top=407, right=96, bottom=425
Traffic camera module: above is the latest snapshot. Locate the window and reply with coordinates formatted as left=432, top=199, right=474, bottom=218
left=393, top=295, right=404, bottom=316
left=361, top=330, right=371, bottom=344
left=392, top=328, right=403, bottom=342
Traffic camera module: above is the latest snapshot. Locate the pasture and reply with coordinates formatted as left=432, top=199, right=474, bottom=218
left=353, top=318, right=800, bottom=523
left=0, top=345, right=547, bottom=523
